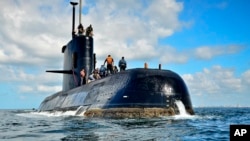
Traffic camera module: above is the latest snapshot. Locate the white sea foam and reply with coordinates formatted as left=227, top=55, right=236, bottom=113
left=172, top=100, right=194, bottom=119
left=17, top=107, right=86, bottom=118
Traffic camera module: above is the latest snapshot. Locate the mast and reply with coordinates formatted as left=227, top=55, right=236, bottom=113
left=79, top=0, right=82, bottom=25
left=70, top=2, right=78, bottom=38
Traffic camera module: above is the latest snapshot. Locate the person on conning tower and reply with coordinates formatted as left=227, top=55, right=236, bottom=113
left=104, top=55, right=114, bottom=74
left=77, top=23, right=84, bottom=35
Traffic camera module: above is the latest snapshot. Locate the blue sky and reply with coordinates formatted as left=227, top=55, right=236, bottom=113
left=0, top=0, right=250, bottom=109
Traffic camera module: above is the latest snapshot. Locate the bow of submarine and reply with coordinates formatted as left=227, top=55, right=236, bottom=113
left=84, top=68, right=194, bottom=117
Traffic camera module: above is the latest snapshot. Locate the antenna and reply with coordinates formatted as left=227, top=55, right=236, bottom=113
left=70, top=1, right=78, bottom=38
left=79, top=0, right=82, bottom=25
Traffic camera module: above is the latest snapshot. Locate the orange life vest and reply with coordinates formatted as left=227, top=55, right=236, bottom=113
left=106, top=57, right=113, bottom=64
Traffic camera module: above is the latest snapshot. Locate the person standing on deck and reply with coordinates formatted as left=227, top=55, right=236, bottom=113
left=118, top=56, right=127, bottom=71
left=104, top=55, right=114, bottom=74
left=99, top=65, right=107, bottom=78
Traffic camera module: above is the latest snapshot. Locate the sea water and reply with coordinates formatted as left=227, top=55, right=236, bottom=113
left=1, top=106, right=250, bottom=141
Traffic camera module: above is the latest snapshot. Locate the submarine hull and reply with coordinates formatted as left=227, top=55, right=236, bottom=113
left=40, top=2, right=194, bottom=118
left=39, top=68, right=194, bottom=118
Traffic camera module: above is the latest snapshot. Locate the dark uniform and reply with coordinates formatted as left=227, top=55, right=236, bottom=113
left=118, top=56, right=127, bottom=71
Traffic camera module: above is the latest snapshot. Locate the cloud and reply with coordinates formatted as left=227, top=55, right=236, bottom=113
left=0, top=64, right=62, bottom=96
left=194, top=45, right=244, bottom=60
left=0, top=0, right=71, bottom=97
left=242, top=70, right=250, bottom=87
left=156, top=43, right=244, bottom=64
left=0, top=0, right=186, bottom=66
left=215, top=2, right=228, bottom=9
left=19, top=85, right=61, bottom=93
left=205, top=1, right=228, bottom=10
left=182, top=65, right=249, bottom=96
left=158, top=46, right=189, bottom=64
left=83, top=0, right=185, bottom=62
left=144, top=0, right=183, bottom=36
left=0, top=0, right=69, bottom=68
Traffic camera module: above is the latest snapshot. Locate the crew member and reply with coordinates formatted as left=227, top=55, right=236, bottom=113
left=99, top=65, right=107, bottom=78
left=118, top=56, right=127, bottom=71
left=77, top=23, right=84, bottom=35
left=113, top=66, right=118, bottom=73
left=88, top=69, right=101, bottom=82
left=80, top=68, right=86, bottom=85
left=93, top=68, right=101, bottom=79
left=104, top=55, right=114, bottom=74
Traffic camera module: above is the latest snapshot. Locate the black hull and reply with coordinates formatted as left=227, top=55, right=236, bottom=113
left=39, top=68, right=194, bottom=118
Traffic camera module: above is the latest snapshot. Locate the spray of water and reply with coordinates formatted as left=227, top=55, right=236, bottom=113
left=174, top=100, right=193, bottom=119
left=16, top=107, right=87, bottom=118
left=175, top=100, right=188, bottom=115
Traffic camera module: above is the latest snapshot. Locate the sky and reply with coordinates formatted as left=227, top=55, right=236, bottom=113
left=0, top=0, right=250, bottom=109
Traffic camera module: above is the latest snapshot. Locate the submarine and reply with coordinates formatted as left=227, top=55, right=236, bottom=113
left=38, top=1, right=194, bottom=118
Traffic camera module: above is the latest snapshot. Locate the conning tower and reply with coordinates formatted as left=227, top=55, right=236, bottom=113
left=47, top=1, right=94, bottom=91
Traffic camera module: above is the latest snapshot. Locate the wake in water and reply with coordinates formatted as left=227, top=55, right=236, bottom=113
left=6, top=107, right=248, bottom=141
left=17, top=106, right=86, bottom=118
left=18, top=101, right=196, bottom=120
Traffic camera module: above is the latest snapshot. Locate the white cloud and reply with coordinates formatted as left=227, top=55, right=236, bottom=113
left=241, top=70, right=250, bottom=89
left=0, top=64, right=62, bottom=96
left=145, top=0, right=183, bottom=36
left=0, top=0, right=69, bottom=67
left=18, top=83, right=62, bottom=96
left=37, top=85, right=61, bottom=93
left=19, top=86, right=34, bottom=93
left=0, top=0, right=186, bottom=68
left=83, top=0, right=185, bottom=62
left=159, top=46, right=189, bottom=64
left=0, top=0, right=70, bottom=97
left=194, top=45, right=244, bottom=60
left=182, top=65, right=248, bottom=96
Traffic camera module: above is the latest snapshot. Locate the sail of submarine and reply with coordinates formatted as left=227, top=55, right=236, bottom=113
left=38, top=1, right=195, bottom=118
